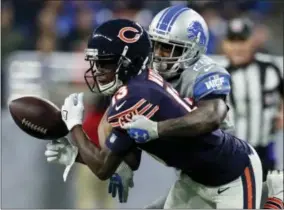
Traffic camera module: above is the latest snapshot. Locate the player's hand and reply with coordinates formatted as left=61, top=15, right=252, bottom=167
left=122, top=115, right=158, bottom=143
left=45, top=137, right=78, bottom=182
left=61, top=93, right=84, bottom=131
left=267, top=170, right=283, bottom=198
left=108, top=162, right=134, bottom=203
left=45, top=137, right=78, bottom=165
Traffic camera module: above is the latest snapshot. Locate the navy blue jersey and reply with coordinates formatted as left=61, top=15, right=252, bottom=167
left=106, top=69, right=252, bottom=186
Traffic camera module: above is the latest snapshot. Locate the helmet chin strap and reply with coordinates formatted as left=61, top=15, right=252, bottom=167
left=98, top=75, right=123, bottom=96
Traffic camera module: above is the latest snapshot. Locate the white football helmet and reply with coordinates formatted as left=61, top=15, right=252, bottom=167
left=149, top=5, right=209, bottom=79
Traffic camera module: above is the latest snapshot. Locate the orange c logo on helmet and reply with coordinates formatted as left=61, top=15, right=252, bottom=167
left=117, top=27, right=141, bottom=43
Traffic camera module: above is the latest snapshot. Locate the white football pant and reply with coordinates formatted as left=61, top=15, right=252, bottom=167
left=164, top=146, right=263, bottom=209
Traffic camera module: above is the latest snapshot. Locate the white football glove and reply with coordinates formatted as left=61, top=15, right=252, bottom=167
left=267, top=170, right=284, bottom=199
left=122, top=115, right=158, bottom=143
left=61, top=92, right=84, bottom=131
left=45, top=137, right=78, bottom=182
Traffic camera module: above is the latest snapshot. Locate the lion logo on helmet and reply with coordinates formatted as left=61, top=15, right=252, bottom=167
left=187, top=21, right=207, bottom=46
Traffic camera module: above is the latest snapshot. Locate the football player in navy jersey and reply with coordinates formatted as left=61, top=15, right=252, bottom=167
left=55, top=19, right=264, bottom=208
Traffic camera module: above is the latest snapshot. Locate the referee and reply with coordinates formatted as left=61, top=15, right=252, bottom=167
left=222, top=18, right=283, bottom=180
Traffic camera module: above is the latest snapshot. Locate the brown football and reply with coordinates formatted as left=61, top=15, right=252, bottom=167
left=8, top=96, right=68, bottom=140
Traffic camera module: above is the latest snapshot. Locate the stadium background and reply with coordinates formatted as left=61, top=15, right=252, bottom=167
left=1, top=0, right=283, bottom=208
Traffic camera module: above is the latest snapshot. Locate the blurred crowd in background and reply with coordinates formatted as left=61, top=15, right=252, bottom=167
left=2, top=0, right=284, bottom=107
left=2, top=0, right=283, bottom=58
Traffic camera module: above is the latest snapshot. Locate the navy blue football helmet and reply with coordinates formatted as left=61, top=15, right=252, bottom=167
left=84, top=19, right=152, bottom=95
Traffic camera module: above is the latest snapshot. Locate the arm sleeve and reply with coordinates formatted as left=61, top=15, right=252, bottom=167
left=193, top=72, right=231, bottom=101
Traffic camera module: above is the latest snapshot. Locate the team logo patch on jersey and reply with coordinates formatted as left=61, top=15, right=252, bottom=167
left=109, top=133, right=117, bottom=143
left=187, top=21, right=206, bottom=46
left=205, top=75, right=225, bottom=90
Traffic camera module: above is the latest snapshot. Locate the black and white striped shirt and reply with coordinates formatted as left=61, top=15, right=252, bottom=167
left=227, top=55, right=283, bottom=147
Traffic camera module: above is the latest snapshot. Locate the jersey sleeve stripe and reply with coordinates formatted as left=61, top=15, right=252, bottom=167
left=108, top=97, right=160, bottom=129
left=145, top=105, right=159, bottom=118
left=264, top=203, right=282, bottom=209
left=110, top=122, right=120, bottom=128
left=109, top=105, right=159, bottom=128
left=270, top=197, right=283, bottom=206
left=108, top=98, right=146, bottom=121
left=184, top=97, right=194, bottom=106
left=167, top=86, right=192, bottom=112
left=265, top=197, right=284, bottom=209
left=148, top=69, right=164, bottom=87
left=138, top=103, right=153, bottom=115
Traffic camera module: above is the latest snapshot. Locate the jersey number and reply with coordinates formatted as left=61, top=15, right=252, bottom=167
left=111, top=86, right=128, bottom=106
left=148, top=70, right=193, bottom=112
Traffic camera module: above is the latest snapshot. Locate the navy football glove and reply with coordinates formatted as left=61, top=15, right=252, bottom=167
left=108, top=162, right=134, bottom=203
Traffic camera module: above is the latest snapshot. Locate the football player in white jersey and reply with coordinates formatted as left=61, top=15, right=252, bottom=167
left=121, top=5, right=283, bottom=209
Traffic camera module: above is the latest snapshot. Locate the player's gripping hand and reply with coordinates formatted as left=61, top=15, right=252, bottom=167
left=108, top=162, right=134, bottom=203
left=122, top=115, right=158, bottom=143
left=61, top=93, right=84, bottom=131
left=45, top=137, right=78, bottom=182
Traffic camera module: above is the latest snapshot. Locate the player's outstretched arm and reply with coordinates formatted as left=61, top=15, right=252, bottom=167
left=61, top=92, right=137, bottom=180
left=158, top=97, right=228, bottom=138
left=72, top=125, right=123, bottom=180
left=72, top=125, right=141, bottom=180
left=75, top=107, right=141, bottom=171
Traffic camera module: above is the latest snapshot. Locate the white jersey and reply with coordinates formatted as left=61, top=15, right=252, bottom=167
left=167, top=55, right=235, bottom=132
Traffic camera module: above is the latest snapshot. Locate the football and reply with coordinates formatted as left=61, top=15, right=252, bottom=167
left=8, top=96, right=68, bottom=140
